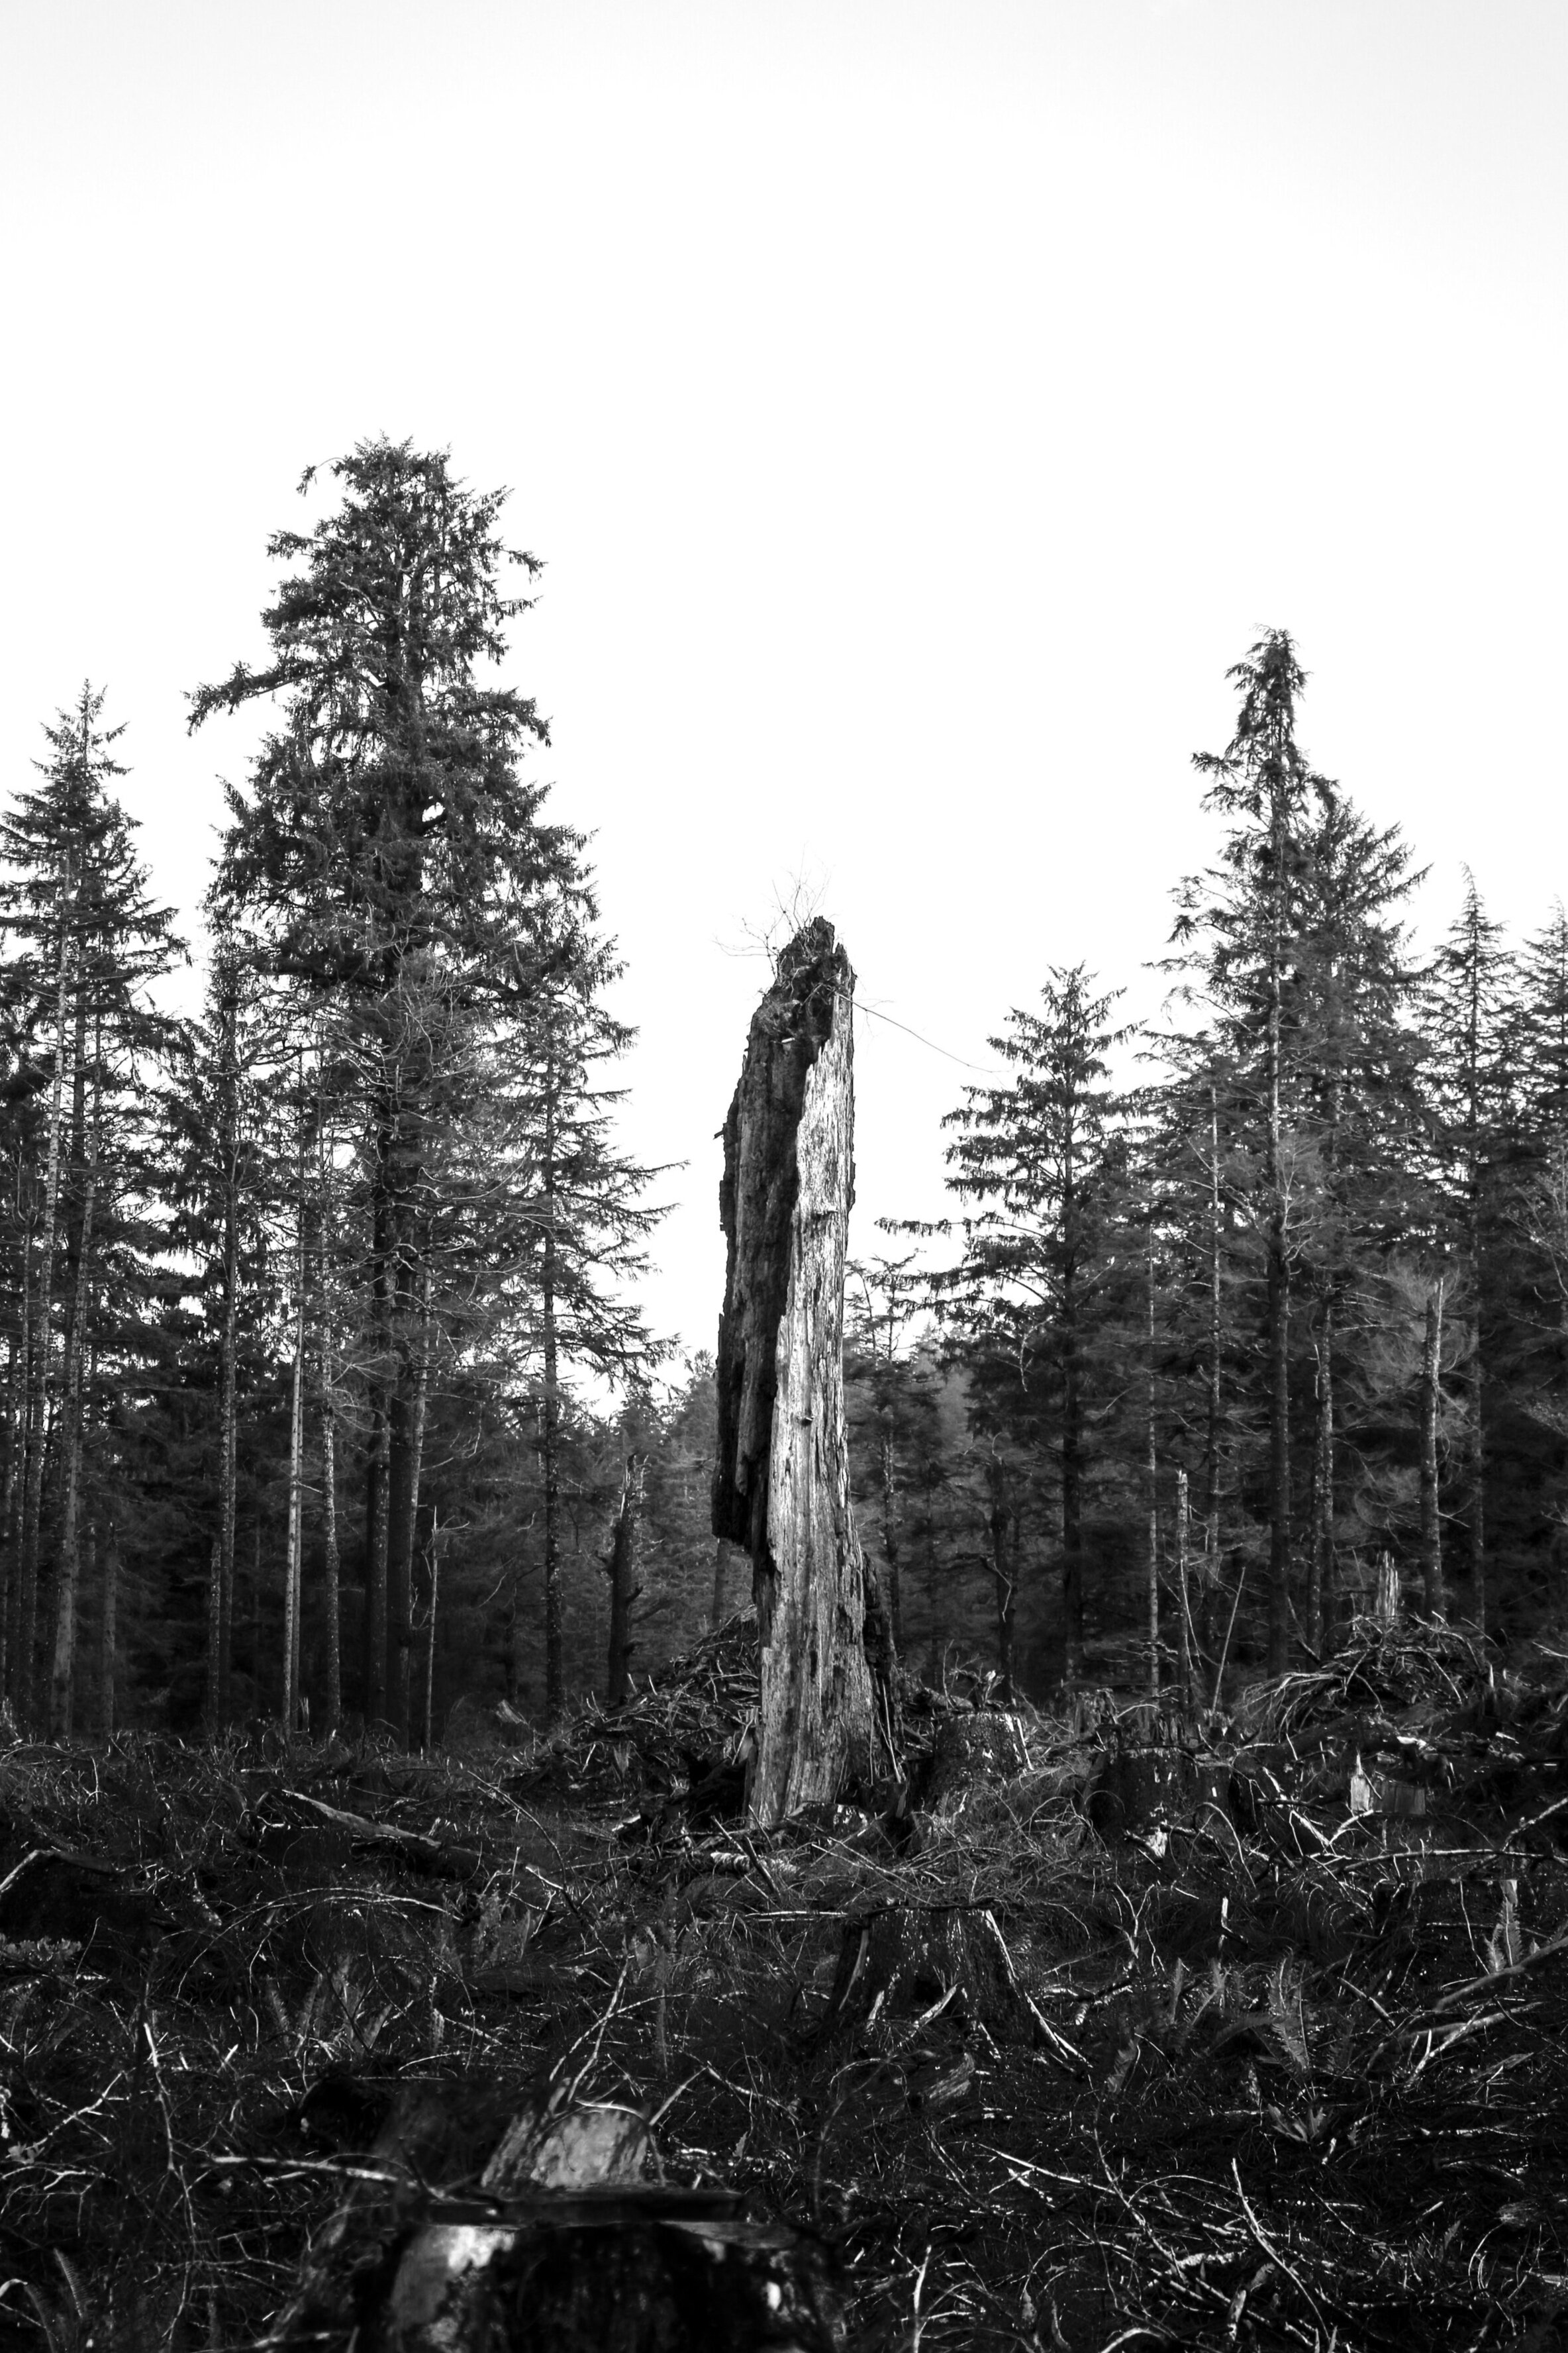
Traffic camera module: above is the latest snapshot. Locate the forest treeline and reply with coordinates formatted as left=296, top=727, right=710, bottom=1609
left=1, top=440, right=1563, bottom=1742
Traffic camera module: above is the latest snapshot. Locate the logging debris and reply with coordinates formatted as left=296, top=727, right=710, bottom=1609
left=3, top=1615, right=1568, bottom=2346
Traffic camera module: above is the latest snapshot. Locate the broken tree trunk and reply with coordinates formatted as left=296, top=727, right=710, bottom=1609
left=712, top=919, right=881, bottom=1823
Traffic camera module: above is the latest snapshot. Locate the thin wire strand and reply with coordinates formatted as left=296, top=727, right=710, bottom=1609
left=824, top=979, right=1005, bottom=1077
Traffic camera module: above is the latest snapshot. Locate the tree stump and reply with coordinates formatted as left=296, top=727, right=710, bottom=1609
left=712, top=920, right=878, bottom=1825
left=915, top=1710, right=1030, bottom=1811
left=273, top=2095, right=844, bottom=2351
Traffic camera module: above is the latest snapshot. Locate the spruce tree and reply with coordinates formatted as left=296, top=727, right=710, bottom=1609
left=195, top=442, right=614, bottom=1736
left=1181, top=630, right=1326, bottom=1674
left=1422, top=872, right=1513, bottom=1630
left=0, top=688, right=179, bottom=1730
left=1291, top=786, right=1428, bottom=1644
left=930, top=966, right=1130, bottom=1681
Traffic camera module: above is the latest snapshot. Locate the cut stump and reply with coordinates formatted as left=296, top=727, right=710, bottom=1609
left=273, top=2093, right=844, bottom=2352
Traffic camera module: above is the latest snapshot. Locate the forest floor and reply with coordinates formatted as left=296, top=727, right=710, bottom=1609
left=3, top=1614, right=1568, bottom=2352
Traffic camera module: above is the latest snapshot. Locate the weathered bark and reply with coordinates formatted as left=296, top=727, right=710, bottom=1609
left=605, top=1451, right=646, bottom=1707
left=1420, top=1281, right=1446, bottom=1618
left=713, top=919, right=879, bottom=1822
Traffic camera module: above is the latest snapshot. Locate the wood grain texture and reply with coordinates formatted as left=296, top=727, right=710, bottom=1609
left=712, top=919, right=874, bottom=1822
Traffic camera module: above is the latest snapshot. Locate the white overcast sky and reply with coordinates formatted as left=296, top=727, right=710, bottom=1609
left=3, top=1, right=1565, bottom=1358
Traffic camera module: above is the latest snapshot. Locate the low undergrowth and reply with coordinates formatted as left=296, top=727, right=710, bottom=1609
left=3, top=1615, right=1568, bottom=2349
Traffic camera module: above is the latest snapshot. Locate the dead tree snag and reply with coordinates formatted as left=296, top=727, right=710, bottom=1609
left=713, top=919, right=881, bottom=1821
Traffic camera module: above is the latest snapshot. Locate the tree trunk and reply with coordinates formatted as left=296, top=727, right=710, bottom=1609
left=387, top=1372, right=415, bottom=1742
left=1265, top=807, right=1293, bottom=1679
left=213, top=954, right=241, bottom=1732
left=541, top=1025, right=565, bottom=1721
left=1061, top=1290, right=1085, bottom=1683
left=421, top=1510, right=441, bottom=1751
left=985, top=1461, right=1016, bottom=1703
left=1265, top=1145, right=1292, bottom=1676
left=387, top=1261, right=430, bottom=1748
left=386, top=1276, right=416, bottom=1746
left=1463, top=939, right=1487, bottom=1638
left=19, top=880, right=73, bottom=1726
left=204, top=1538, right=222, bottom=1738
left=1175, top=1468, right=1193, bottom=1713
left=1146, top=1232, right=1159, bottom=1699
left=98, top=1523, right=118, bottom=1739
left=251, top=1521, right=262, bottom=1709
left=283, top=1242, right=306, bottom=1736
left=713, top=920, right=878, bottom=1823
left=320, top=1283, right=342, bottom=1740
left=4, top=1226, right=30, bottom=1710
left=709, top=1536, right=729, bottom=1628
left=879, top=1423, right=903, bottom=1650
left=606, top=1450, right=646, bottom=1707
left=1201, top=1082, right=1224, bottom=1676
left=216, top=1193, right=238, bottom=1729
left=364, top=1103, right=395, bottom=1730
left=1420, top=1281, right=1446, bottom=1619
left=1310, top=1300, right=1336, bottom=1654
left=48, top=1083, right=96, bottom=1742
left=1466, top=1315, right=1486, bottom=1636
left=0, top=1325, right=15, bottom=1705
